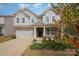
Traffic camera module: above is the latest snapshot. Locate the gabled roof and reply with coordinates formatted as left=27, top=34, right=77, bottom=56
left=12, top=8, right=37, bottom=17
left=40, top=7, right=59, bottom=16
left=0, top=7, right=60, bottom=18
left=0, top=15, right=13, bottom=17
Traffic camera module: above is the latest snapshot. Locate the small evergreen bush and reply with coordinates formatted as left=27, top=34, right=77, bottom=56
left=31, top=38, right=74, bottom=50
left=10, top=35, right=16, bottom=39
left=42, top=36, right=47, bottom=43
left=32, top=39, right=37, bottom=43
left=31, top=43, right=43, bottom=49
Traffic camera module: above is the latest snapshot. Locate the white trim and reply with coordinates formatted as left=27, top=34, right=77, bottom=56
left=43, top=26, right=45, bottom=36
left=34, top=27, right=36, bottom=39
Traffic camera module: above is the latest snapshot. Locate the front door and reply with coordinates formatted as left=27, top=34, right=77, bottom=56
left=36, top=27, right=43, bottom=37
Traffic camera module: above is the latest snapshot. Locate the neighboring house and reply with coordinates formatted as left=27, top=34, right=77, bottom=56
left=0, top=16, right=4, bottom=35
left=0, top=15, right=15, bottom=36
left=0, top=7, right=60, bottom=39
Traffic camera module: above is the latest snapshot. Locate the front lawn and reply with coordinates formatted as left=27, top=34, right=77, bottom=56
left=0, top=35, right=16, bottom=43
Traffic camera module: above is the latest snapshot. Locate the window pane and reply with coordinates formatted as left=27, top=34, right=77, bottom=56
left=46, top=27, right=54, bottom=35
left=32, top=18, right=34, bottom=23
left=16, top=18, right=19, bottom=23
left=46, top=27, right=50, bottom=35
left=22, top=18, right=25, bottom=23
left=46, top=16, right=49, bottom=22
left=52, top=16, right=56, bottom=22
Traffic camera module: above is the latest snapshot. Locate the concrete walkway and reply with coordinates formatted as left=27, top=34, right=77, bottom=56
left=0, top=39, right=32, bottom=56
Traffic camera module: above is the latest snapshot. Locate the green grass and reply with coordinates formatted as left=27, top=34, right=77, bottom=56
left=0, top=35, right=16, bottom=43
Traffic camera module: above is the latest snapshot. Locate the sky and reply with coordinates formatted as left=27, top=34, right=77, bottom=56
left=0, top=3, right=51, bottom=15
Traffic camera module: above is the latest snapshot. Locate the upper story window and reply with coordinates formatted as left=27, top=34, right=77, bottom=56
left=46, top=16, right=49, bottom=22
left=52, top=16, right=56, bottom=22
left=22, top=18, right=25, bottom=23
left=16, top=18, right=19, bottom=23
left=31, top=18, right=34, bottom=23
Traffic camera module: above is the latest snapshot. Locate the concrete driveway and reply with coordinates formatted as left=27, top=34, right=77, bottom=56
left=0, top=39, right=32, bottom=56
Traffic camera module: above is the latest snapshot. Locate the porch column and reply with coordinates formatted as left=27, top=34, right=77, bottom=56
left=43, top=26, right=45, bottom=37
left=34, top=27, right=36, bottom=39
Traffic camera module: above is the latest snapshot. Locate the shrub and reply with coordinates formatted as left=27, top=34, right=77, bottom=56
left=60, top=36, right=69, bottom=44
left=31, top=43, right=43, bottom=49
left=69, top=37, right=79, bottom=48
left=43, top=41, right=56, bottom=49
left=42, top=36, right=47, bottom=43
left=65, top=24, right=79, bottom=36
left=32, top=39, right=37, bottom=43
left=54, top=42, right=74, bottom=50
left=31, top=39, right=74, bottom=50
left=48, top=37, right=52, bottom=42
left=10, top=35, right=16, bottom=39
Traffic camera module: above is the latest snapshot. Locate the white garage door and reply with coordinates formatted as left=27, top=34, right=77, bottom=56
left=16, top=30, right=33, bottom=39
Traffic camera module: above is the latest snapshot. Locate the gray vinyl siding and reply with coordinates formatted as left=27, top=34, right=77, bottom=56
left=4, top=16, right=15, bottom=35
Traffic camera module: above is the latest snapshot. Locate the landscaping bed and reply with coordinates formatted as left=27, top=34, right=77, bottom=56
left=22, top=47, right=77, bottom=56
left=0, top=35, right=16, bottom=43
left=22, top=37, right=78, bottom=56
left=31, top=41, right=74, bottom=50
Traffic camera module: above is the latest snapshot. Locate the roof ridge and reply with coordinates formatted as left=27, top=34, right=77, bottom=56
left=12, top=7, right=38, bottom=17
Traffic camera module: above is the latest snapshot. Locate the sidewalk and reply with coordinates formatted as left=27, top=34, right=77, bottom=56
left=0, top=39, right=32, bottom=56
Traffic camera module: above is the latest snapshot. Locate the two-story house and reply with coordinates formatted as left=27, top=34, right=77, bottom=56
left=13, top=7, right=60, bottom=39
left=0, top=15, right=15, bottom=36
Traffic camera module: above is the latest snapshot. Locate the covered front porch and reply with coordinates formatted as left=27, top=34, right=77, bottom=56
left=33, top=26, right=59, bottom=39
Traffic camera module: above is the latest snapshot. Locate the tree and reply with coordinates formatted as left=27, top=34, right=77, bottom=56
left=50, top=3, right=79, bottom=39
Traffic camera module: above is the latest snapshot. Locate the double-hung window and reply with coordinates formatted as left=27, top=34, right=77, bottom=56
left=16, top=18, right=19, bottom=23
left=22, top=18, right=25, bottom=23
left=46, top=27, right=54, bottom=36
left=52, top=16, right=56, bottom=22
left=46, top=16, right=49, bottom=23
left=32, top=18, right=34, bottom=23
